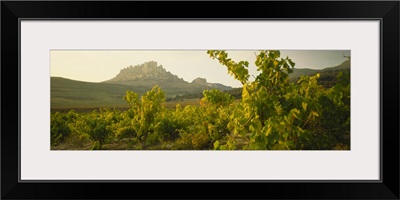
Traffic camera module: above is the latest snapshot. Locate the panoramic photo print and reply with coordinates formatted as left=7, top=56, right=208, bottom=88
left=51, top=50, right=350, bottom=150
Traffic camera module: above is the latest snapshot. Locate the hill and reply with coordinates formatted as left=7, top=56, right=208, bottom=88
left=104, top=61, right=232, bottom=95
left=289, top=59, right=350, bottom=80
left=51, top=77, right=144, bottom=109
left=289, top=59, right=350, bottom=88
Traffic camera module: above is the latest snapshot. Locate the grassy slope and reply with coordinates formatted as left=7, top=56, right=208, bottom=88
left=51, top=77, right=146, bottom=108
left=108, top=79, right=205, bottom=96
left=51, top=77, right=204, bottom=110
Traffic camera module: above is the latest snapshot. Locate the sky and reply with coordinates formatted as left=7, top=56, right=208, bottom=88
left=50, top=50, right=350, bottom=88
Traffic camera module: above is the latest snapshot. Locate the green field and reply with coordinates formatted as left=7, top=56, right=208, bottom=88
left=51, top=77, right=228, bottom=110
left=51, top=77, right=145, bottom=108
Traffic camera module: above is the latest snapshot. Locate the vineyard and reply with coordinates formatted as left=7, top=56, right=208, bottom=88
left=51, top=50, right=350, bottom=150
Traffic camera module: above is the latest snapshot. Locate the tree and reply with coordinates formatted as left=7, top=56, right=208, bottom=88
left=200, top=89, right=234, bottom=107
left=73, top=109, right=116, bottom=150
left=50, top=110, right=77, bottom=146
left=124, top=85, right=166, bottom=149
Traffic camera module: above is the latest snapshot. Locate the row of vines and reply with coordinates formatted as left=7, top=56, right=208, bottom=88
left=51, top=50, right=350, bottom=150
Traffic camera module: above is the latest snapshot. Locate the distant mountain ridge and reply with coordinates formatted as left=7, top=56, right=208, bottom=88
left=104, top=61, right=233, bottom=93
left=289, top=59, right=350, bottom=79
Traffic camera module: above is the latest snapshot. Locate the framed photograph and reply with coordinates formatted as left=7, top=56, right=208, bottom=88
left=2, top=1, right=399, bottom=199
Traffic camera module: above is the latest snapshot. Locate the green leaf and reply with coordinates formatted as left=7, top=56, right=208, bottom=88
left=214, top=140, right=220, bottom=150
left=272, top=143, right=289, bottom=150
left=287, top=59, right=295, bottom=67
left=302, top=102, right=307, bottom=111
left=265, top=125, right=272, bottom=136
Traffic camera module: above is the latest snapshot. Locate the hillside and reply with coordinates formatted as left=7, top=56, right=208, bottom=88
left=289, top=59, right=350, bottom=88
left=51, top=61, right=233, bottom=109
left=289, top=59, right=350, bottom=80
left=51, top=77, right=143, bottom=108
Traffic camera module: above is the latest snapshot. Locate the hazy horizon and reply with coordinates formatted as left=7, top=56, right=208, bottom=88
left=51, top=50, right=350, bottom=88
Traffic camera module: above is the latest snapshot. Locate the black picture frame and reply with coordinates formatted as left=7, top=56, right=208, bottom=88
left=1, top=1, right=399, bottom=199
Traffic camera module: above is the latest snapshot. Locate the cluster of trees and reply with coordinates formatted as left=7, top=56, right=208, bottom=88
left=51, top=50, right=350, bottom=150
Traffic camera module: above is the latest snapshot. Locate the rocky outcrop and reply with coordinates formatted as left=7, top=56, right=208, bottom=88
left=191, top=77, right=208, bottom=85
left=106, top=61, right=181, bottom=82
left=103, top=61, right=233, bottom=96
